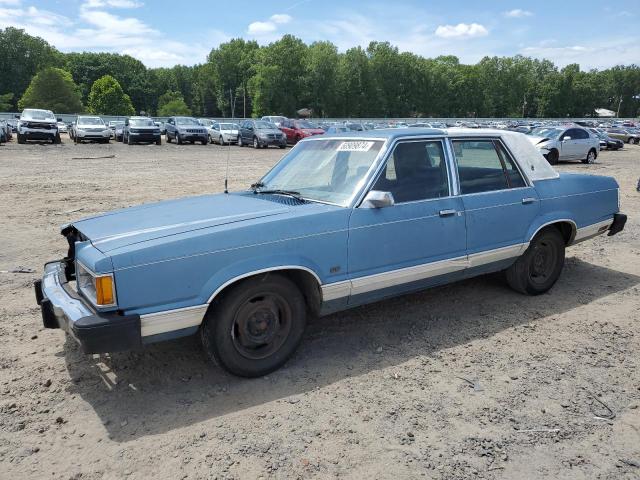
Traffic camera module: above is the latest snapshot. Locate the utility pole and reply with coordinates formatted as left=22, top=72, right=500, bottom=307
left=616, top=97, right=623, bottom=117
left=522, top=93, right=527, bottom=118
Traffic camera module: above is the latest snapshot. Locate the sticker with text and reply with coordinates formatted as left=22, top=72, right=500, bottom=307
left=337, top=141, right=375, bottom=152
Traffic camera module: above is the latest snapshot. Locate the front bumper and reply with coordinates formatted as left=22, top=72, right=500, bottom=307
left=258, top=136, right=286, bottom=146
left=77, top=131, right=110, bottom=139
left=129, top=132, right=160, bottom=142
left=20, top=128, right=57, bottom=140
left=35, top=261, right=141, bottom=354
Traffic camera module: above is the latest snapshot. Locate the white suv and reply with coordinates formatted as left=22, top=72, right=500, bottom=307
left=17, top=109, right=60, bottom=144
left=526, top=126, right=600, bottom=165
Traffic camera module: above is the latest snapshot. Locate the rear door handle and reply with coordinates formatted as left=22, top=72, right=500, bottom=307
left=522, top=197, right=536, bottom=204
left=439, top=209, right=457, bottom=217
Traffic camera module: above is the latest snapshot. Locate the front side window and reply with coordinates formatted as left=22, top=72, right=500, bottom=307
left=372, top=140, right=449, bottom=203
left=453, top=140, right=526, bottom=194
left=258, top=139, right=384, bottom=206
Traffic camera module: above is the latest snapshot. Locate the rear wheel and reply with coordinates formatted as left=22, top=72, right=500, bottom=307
left=200, top=274, right=307, bottom=377
left=505, top=228, right=565, bottom=295
left=545, top=149, right=559, bottom=165
left=582, top=148, right=597, bottom=164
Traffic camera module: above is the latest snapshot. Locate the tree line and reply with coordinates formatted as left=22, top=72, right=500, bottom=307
left=1, top=27, right=639, bottom=118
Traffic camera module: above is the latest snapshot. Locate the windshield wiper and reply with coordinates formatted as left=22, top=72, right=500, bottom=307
left=250, top=182, right=265, bottom=191
left=254, top=188, right=303, bottom=201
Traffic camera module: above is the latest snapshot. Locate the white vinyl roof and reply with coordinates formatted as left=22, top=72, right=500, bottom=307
left=446, top=128, right=560, bottom=182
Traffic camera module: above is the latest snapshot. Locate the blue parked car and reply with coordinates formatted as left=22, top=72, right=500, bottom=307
left=35, top=128, right=627, bottom=377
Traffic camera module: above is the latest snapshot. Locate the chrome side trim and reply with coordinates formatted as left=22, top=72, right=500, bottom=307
left=572, top=219, right=612, bottom=245
left=350, top=255, right=469, bottom=296
left=206, top=265, right=322, bottom=304
left=321, top=280, right=351, bottom=302
left=140, top=304, right=208, bottom=337
left=468, top=243, right=527, bottom=268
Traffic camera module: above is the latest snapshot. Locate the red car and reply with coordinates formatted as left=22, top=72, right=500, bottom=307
left=279, top=119, right=325, bottom=144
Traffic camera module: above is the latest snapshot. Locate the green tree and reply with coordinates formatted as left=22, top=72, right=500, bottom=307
left=0, top=93, right=14, bottom=111
left=304, top=41, right=339, bottom=117
left=87, top=75, right=135, bottom=115
left=0, top=28, right=62, bottom=110
left=157, top=91, right=191, bottom=116
left=18, top=67, right=83, bottom=113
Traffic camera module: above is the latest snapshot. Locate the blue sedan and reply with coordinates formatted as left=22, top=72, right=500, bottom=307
left=35, top=128, right=627, bottom=377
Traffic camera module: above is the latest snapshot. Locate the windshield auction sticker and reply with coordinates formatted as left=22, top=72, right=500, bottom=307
left=337, top=141, right=375, bottom=152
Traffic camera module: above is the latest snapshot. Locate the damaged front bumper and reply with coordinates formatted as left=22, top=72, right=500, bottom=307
left=34, top=261, right=141, bottom=354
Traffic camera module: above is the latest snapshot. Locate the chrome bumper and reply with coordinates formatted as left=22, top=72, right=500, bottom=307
left=35, top=261, right=141, bottom=353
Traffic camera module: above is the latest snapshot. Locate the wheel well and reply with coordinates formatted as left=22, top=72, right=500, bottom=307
left=209, top=268, right=322, bottom=317
left=540, top=221, right=575, bottom=245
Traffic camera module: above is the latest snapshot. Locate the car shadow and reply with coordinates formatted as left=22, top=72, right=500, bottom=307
left=63, top=258, right=640, bottom=442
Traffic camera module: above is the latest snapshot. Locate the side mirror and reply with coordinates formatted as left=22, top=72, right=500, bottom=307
left=361, top=190, right=395, bottom=209
left=562, top=136, right=572, bottom=141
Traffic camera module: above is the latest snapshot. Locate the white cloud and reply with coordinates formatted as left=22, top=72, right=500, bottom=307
left=83, top=0, right=143, bottom=8
left=504, top=9, right=533, bottom=18
left=434, top=23, right=488, bottom=39
left=270, top=13, right=291, bottom=24
left=247, top=13, right=293, bottom=36
left=0, top=0, right=21, bottom=5
left=247, top=21, right=276, bottom=35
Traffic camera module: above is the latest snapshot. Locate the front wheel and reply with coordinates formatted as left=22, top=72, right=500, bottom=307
left=253, top=137, right=260, bottom=149
left=505, top=228, right=565, bottom=295
left=582, top=149, right=597, bottom=164
left=176, top=133, right=183, bottom=145
left=200, top=274, right=307, bottom=377
left=156, top=137, right=161, bottom=146
left=238, top=135, right=244, bottom=147
left=545, top=149, right=559, bottom=165
left=166, top=133, right=171, bottom=143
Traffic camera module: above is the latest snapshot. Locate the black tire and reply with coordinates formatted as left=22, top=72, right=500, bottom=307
left=279, top=144, right=286, bottom=149
left=176, top=133, right=183, bottom=145
left=17, top=134, right=25, bottom=144
left=124, top=134, right=130, bottom=145
left=505, top=228, right=565, bottom=295
left=202, top=137, right=208, bottom=145
left=74, top=135, right=79, bottom=144
left=545, top=149, right=559, bottom=165
left=219, top=135, right=224, bottom=145
left=200, top=274, right=307, bottom=377
left=582, top=148, right=597, bottom=164
left=156, top=137, right=161, bottom=145
left=253, top=137, right=260, bottom=149
left=238, top=135, right=244, bottom=147
left=53, top=133, right=61, bottom=144
left=166, top=133, right=171, bottom=143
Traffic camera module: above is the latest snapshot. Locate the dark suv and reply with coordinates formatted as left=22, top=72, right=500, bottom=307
left=238, top=120, right=286, bottom=149
left=124, top=116, right=162, bottom=145
left=165, top=117, right=208, bottom=145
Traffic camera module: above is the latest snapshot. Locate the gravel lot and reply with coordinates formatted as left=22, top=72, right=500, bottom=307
left=1, top=135, right=639, bottom=480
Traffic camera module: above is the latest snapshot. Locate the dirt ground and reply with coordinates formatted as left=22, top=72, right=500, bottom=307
left=0, top=134, right=639, bottom=480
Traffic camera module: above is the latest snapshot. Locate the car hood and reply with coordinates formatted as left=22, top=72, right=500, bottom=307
left=526, top=136, right=552, bottom=145
left=71, top=193, right=290, bottom=253
left=130, top=125, right=158, bottom=130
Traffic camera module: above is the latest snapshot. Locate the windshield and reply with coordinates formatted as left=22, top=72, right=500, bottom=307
left=176, top=117, right=200, bottom=125
left=257, top=139, right=384, bottom=206
left=22, top=109, right=55, bottom=121
left=527, top=127, right=562, bottom=139
left=77, top=117, right=104, bottom=126
left=130, top=118, right=155, bottom=127
left=294, top=120, right=318, bottom=129
left=199, top=119, right=214, bottom=126
left=109, top=121, right=124, bottom=126
left=220, top=123, right=239, bottom=130
left=255, top=121, right=275, bottom=130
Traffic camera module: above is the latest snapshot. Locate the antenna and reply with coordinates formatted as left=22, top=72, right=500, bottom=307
left=224, top=87, right=234, bottom=194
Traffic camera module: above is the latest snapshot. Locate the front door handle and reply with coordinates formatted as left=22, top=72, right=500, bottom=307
left=522, top=197, right=536, bottom=204
left=439, top=209, right=457, bottom=217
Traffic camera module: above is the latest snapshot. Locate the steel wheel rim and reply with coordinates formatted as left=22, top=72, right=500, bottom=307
left=528, top=239, right=558, bottom=286
left=231, top=292, right=292, bottom=360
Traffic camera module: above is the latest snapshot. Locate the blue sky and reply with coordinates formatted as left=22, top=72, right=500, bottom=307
left=1, top=0, right=638, bottom=69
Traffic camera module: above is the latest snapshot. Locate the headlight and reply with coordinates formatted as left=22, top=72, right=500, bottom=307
left=76, top=262, right=117, bottom=307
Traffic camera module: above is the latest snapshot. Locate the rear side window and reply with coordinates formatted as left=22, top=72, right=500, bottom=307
left=453, top=140, right=526, bottom=194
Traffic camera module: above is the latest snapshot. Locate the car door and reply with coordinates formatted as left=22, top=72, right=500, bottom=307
left=559, top=128, right=582, bottom=159
left=452, top=138, right=539, bottom=270
left=347, top=138, right=467, bottom=305
left=279, top=119, right=295, bottom=143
